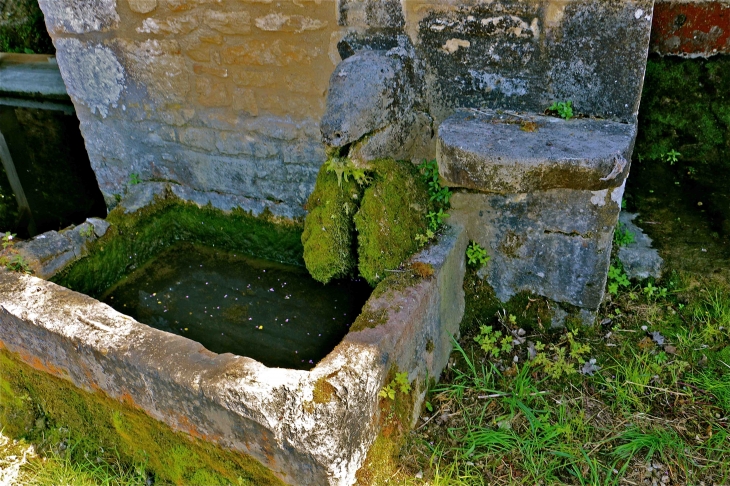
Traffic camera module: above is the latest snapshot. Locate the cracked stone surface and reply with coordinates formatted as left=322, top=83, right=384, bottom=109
left=451, top=185, right=624, bottom=310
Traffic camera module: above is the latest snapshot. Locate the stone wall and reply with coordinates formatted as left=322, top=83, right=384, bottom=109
left=37, top=0, right=655, bottom=218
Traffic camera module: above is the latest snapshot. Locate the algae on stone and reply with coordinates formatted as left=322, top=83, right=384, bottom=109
left=52, top=194, right=304, bottom=298
left=301, top=163, right=363, bottom=284
left=0, top=349, right=284, bottom=486
left=354, top=159, right=429, bottom=286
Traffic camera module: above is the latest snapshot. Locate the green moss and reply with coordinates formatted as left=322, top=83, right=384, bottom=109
left=461, top=269, right=554, bottom=336
left=354, top=159, right=430, bottom=286
left=301, top=163, right=362, bottom=284
left=350, top=308, right=389, bottom=333
left=311, top=376, right=337, bottom=404
left=0, top=349, right=284, bottom=485
left=51, top=194, right=303, bottom=298
left=636, top=56, right=730, bottom=176
left=355, top=366, right=417, bottom=485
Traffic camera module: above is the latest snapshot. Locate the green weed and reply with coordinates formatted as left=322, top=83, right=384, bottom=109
left=466, top=241, right=489, bottom=267
left=548, top=100, right=574, bottom=120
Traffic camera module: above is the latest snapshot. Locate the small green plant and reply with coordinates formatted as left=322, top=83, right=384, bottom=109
left=474, top=325, right=513, bottom=358
left=129, top=173, right=141, bottom=185
left=324, top=157, right=371, bottom=188
left=79, top=225, right=95, bottom=238
left=419, top=160, right=452, bottom=206
left=4, top=254, right=32, bottom=274
left=660, top=149, right=681, bottom=165
left=415, top=229, right=436, bottom=248
left=466, top=241, right=490, bottom=267
left=643, top=281, right=668, bottom=300
left=613, top=222, right=635, bottom=247
left=2, top=232, right=16, bottom=250
left=530, top=333, right=592, bottom=379
left=427, top=208, right=449, bottom=232
left=608, top=264, right=630, bottom=295
left=378, top=372, right=412, bottom=400
left=549, top=100, right=573, bottom=120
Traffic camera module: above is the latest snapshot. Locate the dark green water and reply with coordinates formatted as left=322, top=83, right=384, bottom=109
left=102, top=244, right=371, bottom=370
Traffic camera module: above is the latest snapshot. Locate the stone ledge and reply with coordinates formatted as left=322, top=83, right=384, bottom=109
left=437, top=109, right=637, bottom=194
left=15, top=218, right=110, bottom=279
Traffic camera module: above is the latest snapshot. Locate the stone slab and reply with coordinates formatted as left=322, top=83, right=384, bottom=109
left=437, top=109, right=636, bottom=194
left=0, top=55, right=70, bottom=102
left=15, top=221, right=111, bottom=279
left=617, top=212, right=664, bottom=280
left=451, top=186, right=625, bottom=310
left=0, top=223, right=467, bottom=485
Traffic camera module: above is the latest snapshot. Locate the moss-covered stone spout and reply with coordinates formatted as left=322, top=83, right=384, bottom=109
left=301, top=161, right=363, bottom=284
left=302, top=158, right=429, bottom=287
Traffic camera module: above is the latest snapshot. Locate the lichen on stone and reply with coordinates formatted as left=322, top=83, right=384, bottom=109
left=301, top=162, right=363, bottom=284
left=354, top=159, right=429, bottom=286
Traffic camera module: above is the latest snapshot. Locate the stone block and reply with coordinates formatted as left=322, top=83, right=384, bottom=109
left=438, top=109, right=636, bottom=194
left=320, top=49, right=414, bottom=147
left=617, top=212, right=664, bottom=280
left=136, top=15, right=199, bottom=35
left=651, top=0, right=730, bottom=57
left=254, top=13, right=329, bottom=33
left=195, top=77, right=230, bottom=107
left=127, top=0, right=158, bottom=14
left=203, top=10, right=251, bottom=35
left=87, top=218, right=111, bottom=238
left=413, top=0, right=654, bottom=122
left=451, top=184, right=624, bottom=310
left=178, top=127, right=217, bottom=152
left=15, top=230, right=75, bottom=279
left=54, top=39, right=125, bottom=118
left=38, top=0, right=119, bottom=34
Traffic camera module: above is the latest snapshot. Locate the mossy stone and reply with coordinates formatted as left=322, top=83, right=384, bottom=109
left=0, top=349, right=284, bottom=485
left=354, top=159, right=429, bottom=286
left=301, top=164, right=363, bottom=284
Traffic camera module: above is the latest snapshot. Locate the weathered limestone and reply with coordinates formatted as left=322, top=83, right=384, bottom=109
left=15, top=218, right=110, bottom=279
left=442, top=109, right=635, bottom=311
left=438, top=110, right=636, bottom=194
left=409, top=0, right=655, bottom=123
left=617, top=212, right=664, bottom=280
left=0, top=223, right=467, bottom=486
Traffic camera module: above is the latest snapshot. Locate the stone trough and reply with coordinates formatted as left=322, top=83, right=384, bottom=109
left=0, top=212, right=467, bottom=486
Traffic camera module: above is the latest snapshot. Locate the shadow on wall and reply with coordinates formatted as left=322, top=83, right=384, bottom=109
left=0, top=105, right=107, bottom=238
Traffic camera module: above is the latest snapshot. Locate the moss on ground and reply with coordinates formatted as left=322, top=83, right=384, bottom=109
left=301, top=164, right=362, bottom=284
left=354, top=159, right=429, bottom=286
left=51, top=193, right=303, bottom=298
left=0, top=348, right=284, bottom=486
left=636, top=55, right=730, bottom=176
